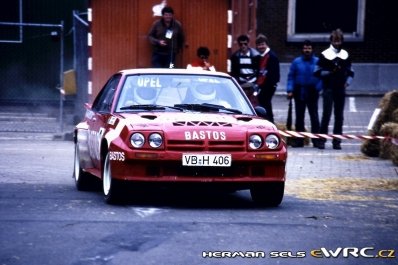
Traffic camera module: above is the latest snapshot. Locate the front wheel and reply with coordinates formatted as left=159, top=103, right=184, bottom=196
left=250, top=182, right=284, bottom=207
left=74, top=143, right=97, bottom=191
left=102, top=152, right=124, bottom=204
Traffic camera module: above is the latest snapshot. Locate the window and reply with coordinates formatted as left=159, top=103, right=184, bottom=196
left=287, top=0, right=365, bottom=42
left=92, top=74, right=121, bottom=113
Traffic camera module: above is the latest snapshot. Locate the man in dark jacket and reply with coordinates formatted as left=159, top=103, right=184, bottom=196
left=230, top=35, right=261, bottom=107
left=230, top=35, right=260, bottom=85
left=255, top=34, right=280, bottom=123
left=148, top=6, right=185, bottom=68
left=314, top=29, right=354, bottom=150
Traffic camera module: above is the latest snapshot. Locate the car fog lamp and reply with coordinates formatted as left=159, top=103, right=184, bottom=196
left=249, top=134, right=262, bottom=149
left=149, top=133, right=163, bottom=148
left=265, top=134, right=279, bottom=149
left=130, top=133, right=145, bottom=148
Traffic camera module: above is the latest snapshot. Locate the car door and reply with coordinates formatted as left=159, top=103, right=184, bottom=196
left=87, top=74, right=121, bottom=168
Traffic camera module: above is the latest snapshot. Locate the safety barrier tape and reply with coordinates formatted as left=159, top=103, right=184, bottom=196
left=278, top=130, right=395, bottom=143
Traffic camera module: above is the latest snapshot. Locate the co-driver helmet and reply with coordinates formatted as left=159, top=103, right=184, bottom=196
left=134, top=87, right=157, bottom=104
left=191, top=84, right=216, bottom=101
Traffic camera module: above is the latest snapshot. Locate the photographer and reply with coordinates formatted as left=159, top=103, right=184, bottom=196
left=314, top=29, right=355, bottom=150
left=147, top=6, right=185, bottom=68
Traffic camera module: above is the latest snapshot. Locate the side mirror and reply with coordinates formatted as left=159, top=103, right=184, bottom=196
left=84, top=103, right=92, bottom=110
left=254, top=106, right=267, bottom=119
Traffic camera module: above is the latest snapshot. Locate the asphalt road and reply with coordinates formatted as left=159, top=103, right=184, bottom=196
left=0, top=95, right=397, bottom=265
left=0, top=137, right=397, bottom=265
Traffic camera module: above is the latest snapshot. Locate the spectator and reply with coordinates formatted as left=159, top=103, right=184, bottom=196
left=187, top=46, right=216, bottom=71
left=147, top=6, right=185, bottom=68
left=255, top=34, right=280, bottom=123
left=230, top=35, right=261, bottom=105
left=314, top=29, right=354, bottom=150
left=287, top=40, right=322, bottom=148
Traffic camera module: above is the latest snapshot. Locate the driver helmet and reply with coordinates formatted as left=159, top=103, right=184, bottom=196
left=191, top=84, right=216, bottom=101
left=134, top=87, right=157, bottom=104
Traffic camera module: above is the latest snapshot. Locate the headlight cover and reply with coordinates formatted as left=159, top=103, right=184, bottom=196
left=149, top=133, right=163, bottom=148
left=249, top=134, right=262, bottom=150
left=265, top=134, right=280, bottom=149
left=130, top=133, right=145, bottom=148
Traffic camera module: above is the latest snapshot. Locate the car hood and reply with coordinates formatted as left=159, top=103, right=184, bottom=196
left=118, top=112, right=277, bottom=132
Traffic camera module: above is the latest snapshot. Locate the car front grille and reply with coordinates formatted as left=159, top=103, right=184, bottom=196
left=173, top=121, right=233, bottom=127
left=167, top=120, right=246, bottom=151
left=166, top=139, right=245, bottom=152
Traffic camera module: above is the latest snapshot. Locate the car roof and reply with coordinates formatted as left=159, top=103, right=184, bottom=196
left=118, top=68, right=232, bottom=78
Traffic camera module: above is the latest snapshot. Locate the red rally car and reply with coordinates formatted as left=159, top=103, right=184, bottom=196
left=73, top=68, right=287, bottom=206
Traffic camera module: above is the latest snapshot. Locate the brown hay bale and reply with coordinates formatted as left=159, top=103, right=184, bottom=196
left=379, top=122, right=396, bottom=159
left=363, top=90, right=398, bottom=158
left=372, top=90, right=398, bottom=134
left=276, top=123, right=287, bottom=131
left=390, top=125, right=398, bottom=165
left=391, top=146, right=398, bottom=166
left=392, top=109, right=398, bottom=123
left=275, top=123, right=289, bottom=144
left=275, top=123, right=310, bottom=147
left=361, top=139, right=380, bottom=157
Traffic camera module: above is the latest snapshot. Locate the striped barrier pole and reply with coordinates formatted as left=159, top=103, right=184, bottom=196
left=278, top=130, right=397, bottom=144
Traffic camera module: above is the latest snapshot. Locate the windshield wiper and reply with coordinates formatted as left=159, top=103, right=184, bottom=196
left=120, top=104, right=184, bottom=111
left=174, top=103, right=242, bottom=114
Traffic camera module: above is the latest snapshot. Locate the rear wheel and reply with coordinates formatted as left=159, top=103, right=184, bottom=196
left=74, top=143, right=96, bottom=190
left=102, top=152, right=123, bottom=204
left=250, top=182, right=284, bottom=207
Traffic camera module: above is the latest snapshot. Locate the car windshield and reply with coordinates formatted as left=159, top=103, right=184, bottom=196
left=114, top=74, right=255, bottom=115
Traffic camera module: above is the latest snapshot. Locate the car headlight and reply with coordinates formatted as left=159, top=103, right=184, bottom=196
left=249, top=134, right=262, bottom=150
left=130, top=133, right=145, bottom=148
left=265, top=134, right=280, bottom=149
left=149, top=133, right=163, bottom=148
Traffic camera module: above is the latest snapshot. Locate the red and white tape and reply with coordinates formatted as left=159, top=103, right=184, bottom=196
left=279, top=130, right=396, bottom=144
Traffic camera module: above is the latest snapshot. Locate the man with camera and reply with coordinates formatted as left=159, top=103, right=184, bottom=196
left=314, top=29, right=355, bottom=150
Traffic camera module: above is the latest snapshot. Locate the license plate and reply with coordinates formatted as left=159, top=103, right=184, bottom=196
left=182, top=154, right=232, bottom=167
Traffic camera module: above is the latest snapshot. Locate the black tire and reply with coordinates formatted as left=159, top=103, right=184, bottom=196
left=250, top=182, right=284, bottom=207
left=73, top=144, right=97, bottom=191
left=102, top=152, right=124, bottom=204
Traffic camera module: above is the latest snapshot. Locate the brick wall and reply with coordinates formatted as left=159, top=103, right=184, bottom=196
left=257, top=0, right=398, bottom=63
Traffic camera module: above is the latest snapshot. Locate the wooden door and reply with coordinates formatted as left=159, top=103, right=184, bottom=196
left=90, top=0, right=256, bottom=97
left=180, top=0, right=228, bottom=72
left=136, top=0, right=228, bottom=71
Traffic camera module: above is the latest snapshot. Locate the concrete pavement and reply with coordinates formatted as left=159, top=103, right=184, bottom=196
left=271, top=95, right=398, bottom=202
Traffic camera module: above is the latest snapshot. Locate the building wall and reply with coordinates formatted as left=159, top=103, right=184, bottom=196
left=257, top=0, right=398, bottom=93
left=90, top=0, right=238, bottom=99
left=90, top=0, right=397, bottom=97
left=257, top=0, right=398, bottom=63
left=1, top=0, right=396, bottom=103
